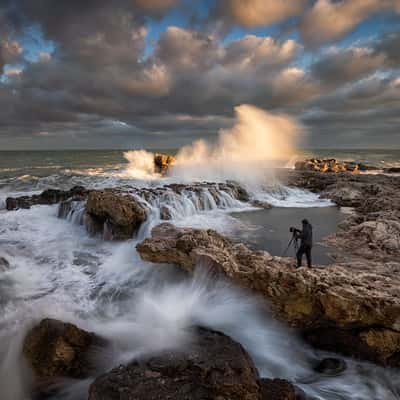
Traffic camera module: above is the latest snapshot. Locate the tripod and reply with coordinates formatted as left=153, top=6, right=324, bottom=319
left=282, top=232, right=299, bottom=257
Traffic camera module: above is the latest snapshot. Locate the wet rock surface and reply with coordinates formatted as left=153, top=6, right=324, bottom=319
left=89, top=326, right=298, bottom=400
left=294, top=159, right=374, bottom=173
left=86, top=190, right=148, bottom=240
left=6, top=186, right=87, bottom=210
left=313, top=357, right=347, bottom=375
left=260, top=378, right=305, bottom=400
left=23, top=318, right=106, bottom=380
left=153, top=153, right=176, bottom=175
left=285, top=170, right=400, bottom=259
left=137, top=223, right=400, bottom=366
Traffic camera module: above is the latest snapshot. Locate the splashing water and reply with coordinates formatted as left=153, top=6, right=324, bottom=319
left=1, top=205, right=399, bottom=400
left=122, top=149, right=161, bottom=180
left=121, top=104, right=302, bottom=185
left=171, top=104, right=302, bottom=184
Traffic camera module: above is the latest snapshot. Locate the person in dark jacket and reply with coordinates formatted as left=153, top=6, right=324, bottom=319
left=294, top=219, right=313, bottom=268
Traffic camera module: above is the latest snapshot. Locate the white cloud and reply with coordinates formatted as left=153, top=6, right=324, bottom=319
left=226, top=0, right=306, bottom=27
left=300, top=0, right=400, bottom=46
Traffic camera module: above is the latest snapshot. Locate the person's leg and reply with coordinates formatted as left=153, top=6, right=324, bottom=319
left=296, top=245, right=304, bottom=268
left=306, top=246, right=312, bottom=268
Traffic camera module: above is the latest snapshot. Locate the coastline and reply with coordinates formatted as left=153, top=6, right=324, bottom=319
left=1, top=161, right=400, bottom=399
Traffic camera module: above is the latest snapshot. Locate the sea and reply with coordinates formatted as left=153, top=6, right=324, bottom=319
left=0, top=148, right=399, bottom=400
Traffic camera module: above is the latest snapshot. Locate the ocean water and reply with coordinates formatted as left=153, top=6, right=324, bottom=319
left=0, top=149, right=399, bottom=400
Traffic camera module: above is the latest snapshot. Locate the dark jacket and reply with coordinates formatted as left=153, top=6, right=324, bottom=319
left=298, top=222, right=313, bottom=247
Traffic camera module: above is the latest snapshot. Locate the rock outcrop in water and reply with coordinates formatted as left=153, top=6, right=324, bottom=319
left=89, top=326, right=301, bottom=400
left=294, top=159, right=373, bottom=173
left=5, top=186, right=87, bottom=210
left=85, top=190, right=148, bottom=240
left=137, top=223, right=400, bottom=367
left=23, top=318, right=106, bottom=380
left=55, top=182, right=249, bottom=240
left=153, top=153, right=176, bottom=175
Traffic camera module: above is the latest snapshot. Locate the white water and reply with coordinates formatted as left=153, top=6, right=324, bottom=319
left=0, top=104, right=397, bottom=399
left=1, top=202, right=400, bottom=400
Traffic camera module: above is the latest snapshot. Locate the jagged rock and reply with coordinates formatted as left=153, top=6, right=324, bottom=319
left=137, top=223, right=400, bottom=366
left=154, top=153, right=176, bottom=175
left=294, top=159, right=374, bottom=174
left=321, top=184, right=364, bottom=207
left=89, top=327, right=263, bottom=400
left=85, top=190, right=148, bottom=240
left=226, top=181, right=250, bottom=202
left=6, top=186, right=88, bottom=210
left=0, top=256, right=10, bottom=272
left=313, top=357, right=347, bottom=375
left=23, top=318, right=105, bottom=379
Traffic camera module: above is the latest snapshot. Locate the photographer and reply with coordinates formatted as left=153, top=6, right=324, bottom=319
left=290, top=219, right=313, bottom=268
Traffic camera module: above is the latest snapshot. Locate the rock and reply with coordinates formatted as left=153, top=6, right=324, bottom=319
left=294, top=159, right=374, bottom=174
left=154, top=153, right=176, bottom=175
left=6, top=186, right=88, bottom=210
left=285, top=170, right=400, bottom=259
left=351, top=219, right=400, bottom=253
left=23, top=318, right=105, bottom=379
left=0, top=256, right=10, bottom=271
left=321, top=184, right=364, bottom=207
left=251, top=200, right=273, bottom=209
left=85, top=190, right=148, bottom=240
left=137, top=223, right=400, bottom=366
left=159, top=205, right=172, bottom=220
left=227, top=181, right=250, bottom=202
left=89, top=327, right=262, bottom=400
left=384, top=167, right=400, bottom=174
left=260, top=378, right=303, bottom=400
left=313, top=357, right=347, bottom=375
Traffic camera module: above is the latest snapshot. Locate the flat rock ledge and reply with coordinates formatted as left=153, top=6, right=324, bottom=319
left=137, top=223, right=400, bottom=367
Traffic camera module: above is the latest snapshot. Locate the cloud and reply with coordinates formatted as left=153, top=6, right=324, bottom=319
left=0, top=39, right=23, bottom=73
left=132, top=0, right=179, bottom=12
left=223, top=35, right=301, bottom=69
left=225, top=0, right=307, bottom=27
left=300, top=0, right=400, bottom=46
left=311, top=47, right=386, bottom=87
left=0, top=0, right=399, bottom=149
left=372, top=31, right=400, bottom=67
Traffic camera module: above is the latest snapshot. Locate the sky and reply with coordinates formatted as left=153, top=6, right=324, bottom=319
left=0, top=0, right=399, bottom=150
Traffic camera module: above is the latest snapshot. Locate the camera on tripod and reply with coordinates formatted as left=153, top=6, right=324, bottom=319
left=289, top=227, right=299, bottom=233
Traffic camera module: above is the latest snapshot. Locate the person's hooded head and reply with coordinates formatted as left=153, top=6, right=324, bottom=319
left=302, top=219, right=309, bottom=225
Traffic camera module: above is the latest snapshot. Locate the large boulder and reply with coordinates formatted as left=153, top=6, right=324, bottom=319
left=23, top=318, right=105, bottom=379
left=137, top=223, right=400, bottom=366
left=85, top=190, right=148, bottom=240
left=6, top=186, right=88, bottom=210
left=89, top=327, right=299, bottom=400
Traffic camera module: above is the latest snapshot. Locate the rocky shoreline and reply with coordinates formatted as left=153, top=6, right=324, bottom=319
left=4, top=164, right=400, bottom=399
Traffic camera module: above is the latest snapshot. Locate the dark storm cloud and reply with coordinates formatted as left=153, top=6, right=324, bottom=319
left=0, top=0, right=399, bottom=149
left=310, top=47, right=386, bottom=87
